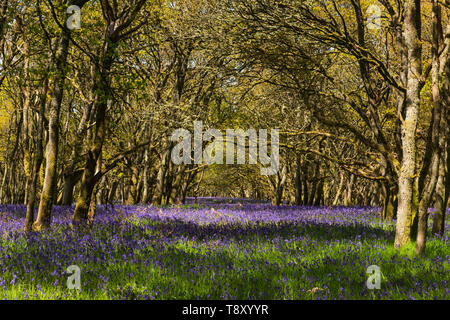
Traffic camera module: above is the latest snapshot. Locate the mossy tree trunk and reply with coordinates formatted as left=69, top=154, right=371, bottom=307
left=394, top=0, right=422, bottom=249
left=33, top=31, right=71, bottom=231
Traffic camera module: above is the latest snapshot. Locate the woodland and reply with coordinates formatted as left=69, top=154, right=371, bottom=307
left=0, top=0, right=448, bottom=263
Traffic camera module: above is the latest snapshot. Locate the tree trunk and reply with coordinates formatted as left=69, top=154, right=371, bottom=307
left=433, top=22, right=450, bottom=236
left=294, top=157, right=302, bottom=205
left=416, top=0, right=446, bottom=255
left=73, top=37, right=117, bottom=224
left=432, top=159, right=445, bottom=236
left=302, top=165, right=308, bottom=205
left=24, top=75, right=49, bottom=231
left=33, top=31, right=71, bottom=231
left=141, top=147, right=151, bottom=203
left=126, top=165, right=139, bottom=205
left=108, top=180, right=119, bottom=205
left=394, top=0, right=422, bottom=249
left=381, top=183, right=397, bottom=220
left=153, top=145, right=171, bottom=205
left=333, top=171, right=344, bottom=206
left=344, top=174, right=354, bottom=206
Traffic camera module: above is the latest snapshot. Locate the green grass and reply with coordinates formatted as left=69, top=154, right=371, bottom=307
left=0, top=206, right=448, bottom=300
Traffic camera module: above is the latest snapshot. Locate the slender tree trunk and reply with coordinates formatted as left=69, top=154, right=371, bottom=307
left=433, top=23, right=450, bottom=236
left=108, top=180, right=119, bottom=205
left=87, top=153, right=102, bottom=224
left=153, top=145, right=170, bottom=205
left=381, top=183, right=397, bottom=220
left=73, top=37, right=117, bottom=224
left=0, top=165, right=7, bottom=203
left=394, top=0, right=422, bottom=248
left=5, top=110, right=22, bottom=204
left=96, top=176, right=106, bottom=205
left=60, top=170, right=82, bottom=205
left=126, top=165, right=139, bottom=205
left=432, top=159, right=445, bottom=236
left=33, top=31, right=71, bottom=231
left=294, top=158, right=302, bottom=205
left=314, top=178, right=324, bottom=206
left=308, top=161, right=319, bottom=205
left=344, top=174, right=354, bottom=206
left=302, top=165, right=308, bottom=205
left=24, top=76, right=49, bottom=232
left=141, top=147, right=150, bottom=203
left=333, top=171, right=344, bottom=206
left=22, top=47, right=32, bottom=207
left=416, top=0, right=445, bottom=256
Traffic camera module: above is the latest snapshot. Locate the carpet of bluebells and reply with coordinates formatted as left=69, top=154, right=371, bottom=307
left=0, top=198, right=449, bottom=300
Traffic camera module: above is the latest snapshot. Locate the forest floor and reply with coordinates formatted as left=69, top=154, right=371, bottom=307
left=0, top=202, right=449, bottom=300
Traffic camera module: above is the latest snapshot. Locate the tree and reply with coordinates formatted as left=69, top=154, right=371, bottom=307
left=72, top=0, right=148, bottom=224
left=33, top=0, right=90, bottom=231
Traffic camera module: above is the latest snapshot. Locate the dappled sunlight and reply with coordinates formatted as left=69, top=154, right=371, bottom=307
left=0, top=204, right=448, bottom=300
